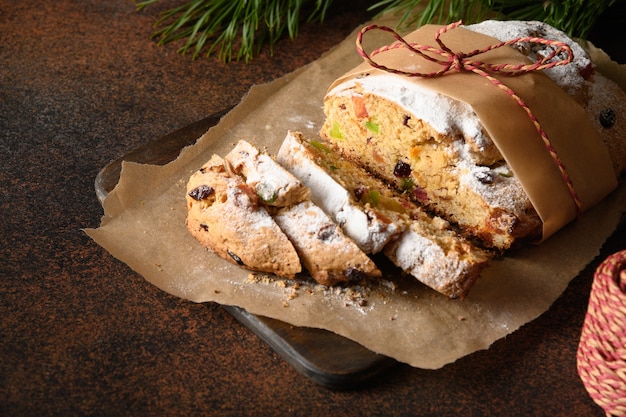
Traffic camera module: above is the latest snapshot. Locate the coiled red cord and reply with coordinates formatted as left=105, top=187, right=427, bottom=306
left=577, top=250, right=626, bottom=416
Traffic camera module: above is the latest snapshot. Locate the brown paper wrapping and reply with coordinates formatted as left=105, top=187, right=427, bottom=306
left=330, top=24, right=617, bottom=240
left=85, top=22, right=626, bottom=369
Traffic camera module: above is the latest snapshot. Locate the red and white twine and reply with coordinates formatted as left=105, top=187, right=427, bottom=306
left=355, top=21, right=583, bottom=216
left=577, top=250, right=626, bottom=417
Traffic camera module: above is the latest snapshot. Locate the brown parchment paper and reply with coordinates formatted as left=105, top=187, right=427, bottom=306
left=86, top=23, right=626, bottom=369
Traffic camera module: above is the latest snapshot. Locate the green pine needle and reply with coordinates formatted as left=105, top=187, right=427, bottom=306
left=135, top=0, right=617, bottom=62
left=367, top=0, right=492, bottom=29
left=135, top=0, right=334, bottom=62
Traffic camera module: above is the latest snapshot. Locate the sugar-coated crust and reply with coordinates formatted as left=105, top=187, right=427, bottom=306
left=225, top=140, right=311, bottom=207
left=273, top=200, right=381, bottom=286
left=186, top=155, right=301, bottom=278
left=584, top=73, right=626, bottom=176
left=322, top=20, right=626, bottom=250
left=383, top=223, right=485, bottom=299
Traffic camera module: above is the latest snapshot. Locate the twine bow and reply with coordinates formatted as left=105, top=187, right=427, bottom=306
left=356, top=21, right=583, bottom=216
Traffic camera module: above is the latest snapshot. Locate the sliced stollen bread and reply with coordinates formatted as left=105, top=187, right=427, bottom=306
left=189, top=140, right=381, bottom=286
left=277, top=131, right=492, bottom=298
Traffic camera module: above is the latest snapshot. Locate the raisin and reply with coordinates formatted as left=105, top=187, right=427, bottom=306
left=474, top=170, right=494, bottom=184
left=354, top=185, right=368, bottom=200
left=227, top=250, right=244, bottom=266
left=579, top=62, right=595, bottom=80
left=317, top=224, right=335, bottom=241
left=188, top=184, right=214, bottom=201
left=402, top=114, right=411, bottom=127
left=599, top=108, right=616, bottom=128
left=200, top=224, right=209, bottom=232
left=345, top=267, right=366, bottom=282
left=393, top=160, right=411, bottom=178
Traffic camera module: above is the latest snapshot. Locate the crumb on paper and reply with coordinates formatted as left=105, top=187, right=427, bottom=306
left=245, top=271, right=416, bottom=311
left=286, top=287, right=298, bottom=300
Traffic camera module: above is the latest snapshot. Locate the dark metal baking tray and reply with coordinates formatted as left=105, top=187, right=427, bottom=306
left=94, top=108, right=397, bottom=389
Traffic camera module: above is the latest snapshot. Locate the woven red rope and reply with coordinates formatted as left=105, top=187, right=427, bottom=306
left=577, top=250, right=626, bottom=416
left=355, top=21, right=583, bottom=216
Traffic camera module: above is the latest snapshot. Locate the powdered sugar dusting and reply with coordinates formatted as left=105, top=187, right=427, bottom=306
left=466, top=20, right=592, bottom=98
left=277, top=131, right=401, bottom=253
left=385, top=226, right=467, bottom=289
left=328, top=20, right=592, bottom=154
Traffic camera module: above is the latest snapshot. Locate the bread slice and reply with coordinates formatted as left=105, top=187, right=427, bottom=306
left=186, top=155, right=301, bottom=278
left=273, top=200, right=381, bottom=286
left=225, top=139, right=310, bottom=207
left=277, top=131, right=492, bottom=298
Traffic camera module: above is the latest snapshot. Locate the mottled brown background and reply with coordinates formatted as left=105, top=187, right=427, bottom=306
left=1, top=1, right=624, bottom=416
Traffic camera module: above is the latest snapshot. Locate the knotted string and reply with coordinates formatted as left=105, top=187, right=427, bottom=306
left=356, top=21, right=583, bottom=216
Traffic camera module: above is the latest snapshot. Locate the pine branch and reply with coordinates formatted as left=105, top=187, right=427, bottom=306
left=368, top=0, right=492, bottom=29
left=136, top=0, right=617, bottom=63
left=491, top=0, right=618, bottom=39
left=135, top=0, right=335, bottom=62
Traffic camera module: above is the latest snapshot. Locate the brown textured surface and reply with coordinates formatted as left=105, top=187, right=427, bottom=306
left=1, top=1, right=624, bottom=416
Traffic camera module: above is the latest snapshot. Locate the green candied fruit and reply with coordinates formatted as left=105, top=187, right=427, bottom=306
left=400, top=177, right=414, bottom=191
left=364, top=189, right=381, bottom=206
left=256, top=182, right=277, bottom=204
left=310, top=140, right=331, bottom=153
left=365, top=118, right=379, bottom=134
left=329, top=121, right=344, bottom=139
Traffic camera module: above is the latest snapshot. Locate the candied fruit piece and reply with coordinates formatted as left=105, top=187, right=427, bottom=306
left=310, top=140, right=331, bottom=153
left=401, top=177, right=414, bottom=191
left=365, top=118, right=379, bottom=134
left=412, top=185, right=429, bottom=204
left=255, top=182, right=277, bottom=204
left=364, top=189, right=381, bottom=206
left=329, top=121, right=344, bottom=139
left=351, top=95, right=368, bottom=119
